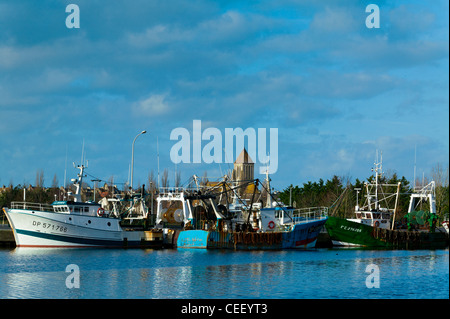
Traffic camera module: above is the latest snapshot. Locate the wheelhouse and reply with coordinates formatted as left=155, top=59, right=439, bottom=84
left=52, top=201, right=101, bottom=216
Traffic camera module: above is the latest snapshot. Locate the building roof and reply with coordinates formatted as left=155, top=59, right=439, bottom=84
left=234, top=148, right=254, bottom=164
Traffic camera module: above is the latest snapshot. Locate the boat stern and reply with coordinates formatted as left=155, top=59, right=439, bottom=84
left=177, top=230, right=209, bottom=248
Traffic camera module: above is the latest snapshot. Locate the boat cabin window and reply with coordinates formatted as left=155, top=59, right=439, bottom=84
left=355, top=213, right=362, bottom=219
left=373, top=213, right=381, bottom=219
left=275, top=210, right=282, bottom=219
left=54, top=206, right=69, bottom=213
left=70, top=206, right=91, bottom=214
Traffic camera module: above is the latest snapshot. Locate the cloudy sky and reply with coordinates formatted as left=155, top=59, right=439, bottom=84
left=0, top=0, right=448, bottom=190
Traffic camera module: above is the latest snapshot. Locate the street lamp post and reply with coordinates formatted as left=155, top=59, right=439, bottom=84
left=91, top=179, right=101, bottom=202
left=130, top=130, right=147, bottom=194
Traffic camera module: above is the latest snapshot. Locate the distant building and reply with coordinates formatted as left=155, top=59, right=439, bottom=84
left=232, top=148, right=262, bottom=201
left=0, top=185, right=12, bottom=194
left=232, top=148, right=254, bottom=183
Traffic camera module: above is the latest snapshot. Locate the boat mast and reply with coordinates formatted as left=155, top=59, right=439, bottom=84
left=264, top=168, right=272, bottom=208
left=373, top=151, right=382, bottom=211
left=72, top=163, right=86, bottom=202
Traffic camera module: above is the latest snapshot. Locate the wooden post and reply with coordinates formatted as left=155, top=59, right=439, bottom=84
left=391, top=182, right=401, bottom=230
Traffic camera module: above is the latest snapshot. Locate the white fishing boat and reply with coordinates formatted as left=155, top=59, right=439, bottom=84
left=3, top=164, right=162, bottom=248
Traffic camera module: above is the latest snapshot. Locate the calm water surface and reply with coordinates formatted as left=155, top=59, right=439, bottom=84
left=0, top=247, right=448, bottom=299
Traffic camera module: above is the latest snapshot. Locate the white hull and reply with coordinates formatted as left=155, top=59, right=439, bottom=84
left=442, top=221, right=449, bottom=234
left=331, top=240, right=363, bottom=247
left=5, top=208, right=126, bottom=247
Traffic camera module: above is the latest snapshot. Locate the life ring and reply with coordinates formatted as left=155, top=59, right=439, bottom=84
left=97, top=207, right=105, bottom=217
left=268, top=221, right=275, bottom=230
left=374, top=221, right=380, bottom=228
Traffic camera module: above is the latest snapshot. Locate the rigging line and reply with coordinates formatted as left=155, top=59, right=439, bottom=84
left=84, top=172, right=129, bottom=186
left=207, top=179, right=254, bottom=197
left=329, top=186, right=349, bottom=208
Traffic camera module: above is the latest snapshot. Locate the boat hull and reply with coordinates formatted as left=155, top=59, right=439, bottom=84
left=325, top=216, right=386, bottom=247
left=176, top=218, right=327, bottom=250
left=4, top=208, right=162, bottom=248
left=325, top=216, right=449, bottom=249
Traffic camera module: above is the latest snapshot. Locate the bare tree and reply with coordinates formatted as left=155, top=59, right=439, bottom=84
left=148, top=170, right=156, bottom=192
left=108, top=175, right=116, bottom=196
left=175, top=171, right=181, bottom=188
left=161, top=169, right=169, bottom=188
left=52, top=174, right=59, bottom=189
left=35, top=169, right=44, bottom=188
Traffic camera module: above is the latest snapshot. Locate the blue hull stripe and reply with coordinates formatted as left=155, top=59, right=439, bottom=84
left=16, top=229, right=126, bottom=247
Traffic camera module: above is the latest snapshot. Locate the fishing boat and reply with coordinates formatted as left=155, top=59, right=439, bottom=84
left=325, top=157, right=448, bottom=249
left=156, top=174, right=328, bottom=250
left=325, top=155, right=398, bottom=247
left=3, top=164, right=162, bottom=248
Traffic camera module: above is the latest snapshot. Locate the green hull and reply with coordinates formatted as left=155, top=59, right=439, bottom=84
left=325, top=216, right=449, bottom=249
left=325, top=216, right=387, bottom=247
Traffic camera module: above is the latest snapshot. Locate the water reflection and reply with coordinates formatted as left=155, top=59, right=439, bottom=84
left=0, top=248, right=448, bottom=298
left=144, top=260, right=296, bottom=298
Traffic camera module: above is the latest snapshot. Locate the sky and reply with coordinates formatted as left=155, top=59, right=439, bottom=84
left=0, top=0, right=448, bottom=191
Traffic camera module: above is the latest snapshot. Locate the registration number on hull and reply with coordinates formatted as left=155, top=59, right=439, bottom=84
left=32, top=221, right=68, bottom=233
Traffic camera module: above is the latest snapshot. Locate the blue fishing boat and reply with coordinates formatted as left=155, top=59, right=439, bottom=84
left=155, top=174, right=328, bottom=250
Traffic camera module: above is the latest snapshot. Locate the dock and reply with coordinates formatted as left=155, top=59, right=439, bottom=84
left=371, top=227, right=449, bottom=249
left=0, top=224, right=15, bottom=247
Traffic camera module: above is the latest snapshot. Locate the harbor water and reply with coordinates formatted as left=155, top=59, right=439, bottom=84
left=0, top=247, right=448, bottom=299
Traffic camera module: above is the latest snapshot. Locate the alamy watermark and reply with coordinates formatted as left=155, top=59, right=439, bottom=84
left=170, top=120, right=278, bottom=174
left=65, top=4, right=80, bottom=29
left=64, top=4, right=380, bottom=30
left=65, top=264, right=80, bottom=289
left=365, top=264, right=380, bottom=288
left=365, top=4, right=380, bottom=29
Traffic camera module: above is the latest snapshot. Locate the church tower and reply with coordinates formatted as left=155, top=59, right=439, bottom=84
left=232, top=148, right=254, bottom=182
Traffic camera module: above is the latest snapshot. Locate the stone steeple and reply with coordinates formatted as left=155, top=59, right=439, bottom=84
left=233, top=148, right=254, bottom=182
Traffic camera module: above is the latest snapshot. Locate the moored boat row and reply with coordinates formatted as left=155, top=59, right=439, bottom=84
left=3, top=161, right=329, bottom=250
left=2, top=153, right=448, bottom=250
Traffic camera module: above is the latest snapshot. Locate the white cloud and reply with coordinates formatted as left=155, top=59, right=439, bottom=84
left=134, top=94, right=170, bottom=116
left=309, top=6, right=358, bottom=34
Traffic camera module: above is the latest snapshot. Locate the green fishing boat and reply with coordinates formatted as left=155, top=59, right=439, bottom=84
left=325, top=155, right=449, bottom=249
left=326, top=216, right=389, bottom=247
left=326, top=154, right=397, bottom=247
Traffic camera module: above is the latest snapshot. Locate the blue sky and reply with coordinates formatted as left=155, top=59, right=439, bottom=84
left=0, top=0, right=448, bottom=190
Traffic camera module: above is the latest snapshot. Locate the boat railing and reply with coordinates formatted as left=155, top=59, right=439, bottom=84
left=11, top=201, right=55, bottom=212
left=158, top=186, right=219, bottom=200
left=290, top=206, right=328, bottom=224
left=158, top=187, right=186, bottom=195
